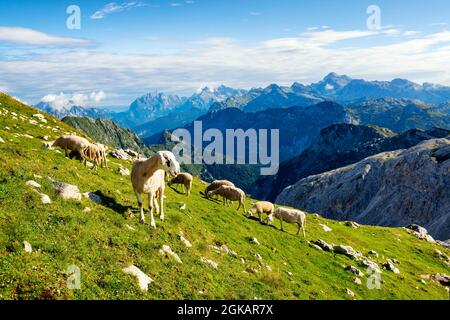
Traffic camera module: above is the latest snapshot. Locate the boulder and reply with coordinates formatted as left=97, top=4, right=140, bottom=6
left=159, top=245, right=182, bottom=264
left=313, top=239, right=334, bottom=252
left=179, top=233, right=192, bottom=248
left=40, top=193, right=52, bottom=204
left=52, top=181, right=82, bottom=201
left=118, top=167, right=130, bottom=176
left=23, top=241, right=33, bottom=253
left=345, top=265, right=364, bottom=277
left=382, top=261, right=400, bottom=274
left=406, top=224, right=435, bottom=243
left=345, top=221, right=360, bottom=229
left=333, top=245, right=362, bottom=260
left=319, top=224, right=332, bottom=232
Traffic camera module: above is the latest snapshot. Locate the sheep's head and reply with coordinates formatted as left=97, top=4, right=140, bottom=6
left=158, top=151, right=180, bottom=178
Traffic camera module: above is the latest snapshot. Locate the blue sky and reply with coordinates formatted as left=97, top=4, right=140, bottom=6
left=1, top=0, right=450, bottom=107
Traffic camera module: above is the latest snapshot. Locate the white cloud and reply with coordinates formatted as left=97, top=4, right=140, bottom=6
left=250, top=12, right=261, bottom=16
left=91, top=2, right=149, bottom=20
left=0, top=27, right=93, bottom=47
left=40, top=91, right=106, bottom=110
left=170, top=3, right=183, bottom=7
left=3, top=28, right=450, bottom=105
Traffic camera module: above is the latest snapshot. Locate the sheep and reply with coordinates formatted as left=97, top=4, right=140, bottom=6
left=94, top=143, right=108, bottom=168
left=247, top=201, right=274, bottom=223
left=52, top=135, right=90, bottom=160
left=81, top=143, right=102, bottom=170
left=268, top=207, right=306, bottom=237
left=204, top=180, right=235, bottom=202
left=131, top=151, right=180, bottom=229
left=168, top=172, right=193, bottom=196
left=207, top=185, right=246, bottom=213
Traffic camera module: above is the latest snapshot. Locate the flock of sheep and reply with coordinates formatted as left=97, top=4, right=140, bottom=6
left=49, top=134, right=307, bottom=236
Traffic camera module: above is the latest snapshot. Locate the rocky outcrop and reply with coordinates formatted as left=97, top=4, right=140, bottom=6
left=276, top=139, right=450, bottom=240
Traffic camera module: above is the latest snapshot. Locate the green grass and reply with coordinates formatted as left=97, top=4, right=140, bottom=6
left=0, top=93, right=449, bottom=300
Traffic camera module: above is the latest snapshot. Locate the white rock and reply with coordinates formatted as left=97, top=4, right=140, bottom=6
left=180, top=203, right=186, bottom=210
left=118, top=167, right=130, bottom=176
left=255, top=253, right=263, bottom=263
left=179, top=234, right=192, bottom=248
left=200, top=257, right=218, bottom=269
left=52, top=181, right=82, bottom=200
left=319, top=224, right=332, bottom=232
left=250, top=237, right=260, bottom=245
left=159, top=245, right=183, bottom=264
left=42, top=136, right=50, bottom=141
left=265, top=265, right=272, bottom=271
left=26, top=180, right=41, bottom=189
left=122, top=265, right=153, bottom=291
left=22, top=134, right=33, bottom=139
left=33, top=174, right=42, bottom=179
left=23, top=241, right=33, bottom=253
left=0, top=136, right=4, bottom=144
left=346, top=288, right=355, bottom=298
left=83, top=207, right=92, bottom=213
left=125, top=224, right=135, bottom=231
left=40, top=193, right=52, bottom=204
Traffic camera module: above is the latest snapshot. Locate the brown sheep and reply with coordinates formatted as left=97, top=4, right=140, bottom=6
left=168, top=172, right=193, bottom=196
left=207, top=185, right=246, bottom=213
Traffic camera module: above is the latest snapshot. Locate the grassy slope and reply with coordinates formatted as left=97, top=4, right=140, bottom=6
left=0, top=93, right=449, bottom=300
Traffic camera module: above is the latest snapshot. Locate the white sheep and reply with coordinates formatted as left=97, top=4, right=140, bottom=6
left=131, top=151, right=180, bottom=229
left=207, top=185, right=246, bottom=213
left=168, top=172, right=193, bottom=196
left=268, top=207, right=306, bottom=237
left=247, top=201, right=274, bottom=223
left=52, top=135, right=90, bottom=160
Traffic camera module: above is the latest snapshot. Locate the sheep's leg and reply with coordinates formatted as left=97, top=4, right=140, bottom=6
left=153, top=197, right=160, bottom=217
left=135, top=191, right=145, bottom=224
left=302, top=220, right=306, bottom=238
left=159, top=192, right=164, bottom=221
left=258, top=212, right=262, bottom=223
left=280, top=219, right=284, bottom=232
left=149, top=193, right=156, bottom=229
left=296, top=223, right=300, bottom=236
left=236, top=201, right=241, bottom=211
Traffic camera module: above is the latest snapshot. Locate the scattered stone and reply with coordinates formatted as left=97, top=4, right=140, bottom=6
left=159, top=245, right=183, bottom=264
left=382, top=261, right=400, bottom=274
left=180, top=203, right=186, bottom=211
left=420, top=279, right=427, bottom=285
left=422, top=274, right=450, bottom=287
left=346, top=288, right=355, bottom=298
left=118, top=167, right=130, bottom=176
left=314, top=239, right=334, bottom=252
left=406, top=224, right=435, bottom=243
left=179, top=233, right=192, bottom=248
left=287, top=271, right=293, bottom=277
left=200, top=257, right=218, bottom=269
left=368, top=250, right=378, bottom=257
left=83, top=207, right=92, bottom=213
left=23, top=241, right=32, bottom=253
left=344, top=221, right=360, bottom=229
left=25, top=180, right=41, bottom=189
left=436, top=240, right=450, bottom=249
left=33, top=174, right=42, bottom=179
left=83, top=192, right=103, bottom=204
left=353, top=277, right=362, bottom=285
left=122, top=265, right=153, bottom=291
left=309, top=242, right=323, bottom=251
left=250, top=237, right=260, bottom=245
left=345, top=265, right=364, bottom=277
left=220, top=245, right=237, bottom=257
left=40, top=193, right=52, bottom=204
left=0, top=136, right=4, bottom=144
left=111, top=149, right=133, bottom=161
left=333, top=245, right=362, bottom=260
left=362, top=259, right=381, bottom=272
left=22, top=134, right=33, bottom=139
left=52, top=181, right=82, bottom=200
left=42, top=136, right=50, bottom=141
left=319, top=224, right=332, bottom=232
left=255, top=253, right=263, bottom=263
left=125, top=224, right=135, bottom=231
left=42, top=141, right=53, bottom=149
left=265, top=265, right=272, bottom=271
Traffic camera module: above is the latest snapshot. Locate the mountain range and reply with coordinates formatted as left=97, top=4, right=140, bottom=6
left=35, top=73, right=450, bottom=139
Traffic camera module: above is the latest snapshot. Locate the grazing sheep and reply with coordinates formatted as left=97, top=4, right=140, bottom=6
left=168, top=172, right=193, bottom=196
left=81, top=143, right=102, bottom=170
left=268, top=207, right=306, bottom=237
left=131, top=151, right=180, bottom=229
left=204, top=180, right=235, bottom=203
left=208, top=185, right=246, bottom=213
left=247, top=201, right=274, bottom=223
left=94, top=143, right=108, bottom=168
left=52, top=135, right=90, bottom=160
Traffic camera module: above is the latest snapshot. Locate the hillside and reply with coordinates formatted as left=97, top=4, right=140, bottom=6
left=0, top=93, right=449, bottom=300
left=252, top=124, right=450, bottom=201
left=276, top=138, right=450, bottom=240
